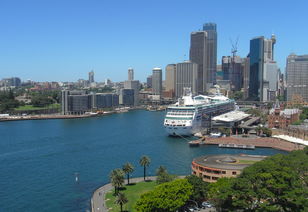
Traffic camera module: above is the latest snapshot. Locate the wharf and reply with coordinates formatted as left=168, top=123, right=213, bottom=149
left=218, top=143, right=255, bottom=149
left=0, top=114, right=99, bottom=122
left=191, top=136, right=306, bottom=152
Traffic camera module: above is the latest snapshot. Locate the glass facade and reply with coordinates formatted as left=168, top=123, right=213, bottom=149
left=249, top=37, right=264, bottom=101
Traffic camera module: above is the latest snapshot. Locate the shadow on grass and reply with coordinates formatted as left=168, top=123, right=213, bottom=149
left=118, top=187, right=127, bottom=191
left=126, top=183, right=136, bottom=186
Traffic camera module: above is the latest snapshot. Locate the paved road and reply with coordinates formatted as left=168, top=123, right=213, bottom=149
left=91, top=176, right=157, bottom=212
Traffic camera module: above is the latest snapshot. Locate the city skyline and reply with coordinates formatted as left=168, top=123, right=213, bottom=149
left=1, top=0, right=308, bottom=82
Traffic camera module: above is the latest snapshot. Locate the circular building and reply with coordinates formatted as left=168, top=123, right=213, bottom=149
left=191, top=154, right=266, bottom=182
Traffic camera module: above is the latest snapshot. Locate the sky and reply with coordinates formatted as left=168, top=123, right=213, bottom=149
left=0, top=0, right=308, bottom=82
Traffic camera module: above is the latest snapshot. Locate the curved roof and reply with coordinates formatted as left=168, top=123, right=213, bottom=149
left=193, top=154, right=266, bottom=170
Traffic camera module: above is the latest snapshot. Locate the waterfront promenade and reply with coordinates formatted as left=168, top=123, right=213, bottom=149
left=203, top=136, right=306, bottom=152
left=91, top=176, right=157, bottom=212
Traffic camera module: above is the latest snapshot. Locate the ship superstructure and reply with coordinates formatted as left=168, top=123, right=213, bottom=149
left=164, top=88, right=235, bottom=136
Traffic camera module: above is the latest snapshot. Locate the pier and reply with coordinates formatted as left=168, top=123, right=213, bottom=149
left=190, top=136, right=306, bottom=152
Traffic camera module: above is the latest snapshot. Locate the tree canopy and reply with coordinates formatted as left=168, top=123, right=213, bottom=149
left=135, top=179, right=193, bottom=212
left=209, top=147, right=308, bottom=211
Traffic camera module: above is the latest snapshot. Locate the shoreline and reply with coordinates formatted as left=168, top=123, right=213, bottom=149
left=91, top=176, right=157, bottom=212
left=199, top=136, right=306, bottom=152
left=91, top=175, right=186, bottom=212
left=0, top=106, right=152, bottom=122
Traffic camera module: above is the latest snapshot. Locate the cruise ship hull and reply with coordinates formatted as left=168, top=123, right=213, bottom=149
left=165, top=125, right=201, bottom=136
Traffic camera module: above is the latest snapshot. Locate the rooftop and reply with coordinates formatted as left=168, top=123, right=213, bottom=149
left=212, top=111, right=250, bottom=123
left=193, top=154, right=266, bottom=170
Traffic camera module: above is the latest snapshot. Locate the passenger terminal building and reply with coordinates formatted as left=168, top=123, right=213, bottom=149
left=192, top=154, right=266, bottom=182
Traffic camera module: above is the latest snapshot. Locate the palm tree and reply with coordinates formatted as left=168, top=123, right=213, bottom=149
left=156, top=165, right=167, bottom=176
left=139, top=155, right=151, bottom=181
left=109, top=168, right=125, bottom=195
left=115, top=192, right=128, bottom=212
left=122, top=162, right=134, bottom=185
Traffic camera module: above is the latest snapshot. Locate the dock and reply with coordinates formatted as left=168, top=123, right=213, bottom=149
left=189, top=136, right=306, bottom=152
left=218, top=143, right=255, bottom=149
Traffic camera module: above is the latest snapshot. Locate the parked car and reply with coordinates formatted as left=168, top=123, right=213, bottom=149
left=202, top=201, right=213, bottom=208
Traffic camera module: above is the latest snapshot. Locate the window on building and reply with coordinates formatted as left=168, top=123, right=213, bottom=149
left=222, top=171, right=226, bottom=174
left=232, top=171, right=237, bottom=175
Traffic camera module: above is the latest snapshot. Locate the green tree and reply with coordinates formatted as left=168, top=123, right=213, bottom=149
left=230, top=91, right=244, bottom=100
left=135, top=179, right=193, bottom=212
left=122, top=162, right=134, bottom=185
left=115, top=192, right=128, bottom=212
left=139, top=155, right=151, bottom=181
left=156, top=166, right=176, bottom=184
left=209, top=148, right=308, bottom=211
left=109, top=168, right=125, bottom=195
left=186, top=175, right=209, bottom=203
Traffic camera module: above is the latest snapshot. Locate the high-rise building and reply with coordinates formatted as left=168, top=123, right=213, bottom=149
left=221, top=56, right=244, bottom=91
left=89, top=71, right=94, bottom=83
left=124, top=80, right=139, bottom=106
left=175, top=61, right=198, bottom=98
left=286, top=54, right=308, bottom=102
left=61, top=90, right=119, bottom=115
left=165, top=64, right=176, bottom=96
left=2, top=77, right=21, bottom=87
left=128, top=68, right=134, bottom=81
left=189, top=22, right=217, bottom=93
left=152, top=68, right=162, bottom=96
left=203, top=23, right=217, bottom=85
left=190, top=31, right=207, bottom=93
left=146, top=75, right=152, bottom=88
left=242, top=57, right=250, bottom=99
left=119, top=89, right=134, bottom=106
left=248, top=35, right=277, bottom=101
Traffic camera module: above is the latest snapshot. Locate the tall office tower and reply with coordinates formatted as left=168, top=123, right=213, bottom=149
left=286, top=54, right=308, bottom=102
left=203, top=23, right=217, bottom=85
left=147, top=75, right=152, bottom=88
left=221, top=56, right=244, bottom=91
left=165, top=64, right=176, bottom=96
left=152, top=68, right=163, bottom=96
left=89, top=71, right=94, bottom=83
left=189, top=31, right=207, bottom=93
left=128, top=68, right=134, bottom=81
left=124, top=80, right=139, bottom=106
left=175, top=61, right=198, bottom=98
left=249, top=35, right=277, bottom=101
left=242, top=57, right=250, bottom=99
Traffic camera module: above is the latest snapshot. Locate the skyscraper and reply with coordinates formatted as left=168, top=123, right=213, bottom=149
left=152, top=68, right=162, bottom=95
left=286, top=54, right=308, bottom=102
left=175, top=61, right=198, bottom=98
left=222, top=56, right=245, bottom=91
left=89, top=71, right=94, bottom=83
left=189, top=22, right=217, bottom=93
left=189, top=31, right=207, bottom=93
left=124, top=80, right=139, bottom=106
left=165, top=64, right=176, bottom=96
left=147, top=75, right=152, bottom=88
left=203, top=23, right=217, bottom=85
left=128, top=68, right=134, bottom=81
left=248, top=35, right=277, bottom=101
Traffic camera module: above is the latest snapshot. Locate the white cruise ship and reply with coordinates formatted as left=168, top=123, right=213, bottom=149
left=164, top=88, right=235, bottom=136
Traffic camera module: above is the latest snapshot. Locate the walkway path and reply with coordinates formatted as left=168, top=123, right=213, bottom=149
left=91, top=176, right=157, bottom=212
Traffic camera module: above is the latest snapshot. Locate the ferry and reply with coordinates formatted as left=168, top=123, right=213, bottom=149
left=164, top=88, right=235, bottom=136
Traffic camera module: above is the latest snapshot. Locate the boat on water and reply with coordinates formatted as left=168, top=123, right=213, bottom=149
left=164, top=88, right=235, bottom=136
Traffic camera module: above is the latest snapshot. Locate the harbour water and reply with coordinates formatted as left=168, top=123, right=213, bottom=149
left=0, top=110, right=286, bottom=212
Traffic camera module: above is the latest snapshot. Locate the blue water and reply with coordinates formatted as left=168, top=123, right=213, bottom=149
left=0, top=110, right=286, bottom=212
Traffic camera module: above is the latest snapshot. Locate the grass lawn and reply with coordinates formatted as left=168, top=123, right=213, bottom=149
left=237, top=159, right=257, bottom=164
left=14, top=104, right=60, bottom=111
left=105, top=181, right=156, bottom=212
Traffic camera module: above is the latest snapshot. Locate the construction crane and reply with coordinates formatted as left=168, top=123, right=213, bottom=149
left=230, top=36, right=239, bottom=58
